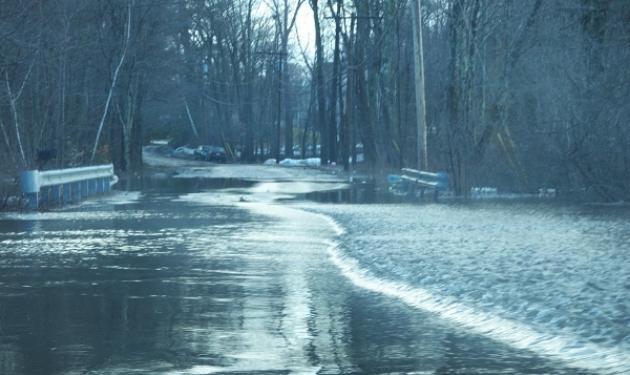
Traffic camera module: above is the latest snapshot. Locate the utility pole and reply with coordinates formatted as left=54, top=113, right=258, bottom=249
left=412, top=0, right=428, bottom=170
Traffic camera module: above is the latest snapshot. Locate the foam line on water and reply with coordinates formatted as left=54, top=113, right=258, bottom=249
left=238, top=202, right=630, bottom=374
left=326, top=244, right=630, bottom=375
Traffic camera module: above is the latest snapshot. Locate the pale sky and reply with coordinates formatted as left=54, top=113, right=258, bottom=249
left=293, top=4, right=316, bottom=62
left=254, top=1, right=317, bottom=64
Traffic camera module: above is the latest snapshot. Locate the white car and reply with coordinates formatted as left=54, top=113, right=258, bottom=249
left=173, top=146, right=196, bottom=159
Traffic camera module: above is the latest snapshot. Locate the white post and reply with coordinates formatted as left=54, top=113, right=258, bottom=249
left=20, top=170, right=40, bottom=210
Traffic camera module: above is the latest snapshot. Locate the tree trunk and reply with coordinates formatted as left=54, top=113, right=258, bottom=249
left=243, top=0, right=255, bottom=162
left=341, top=14, right=355, bottom=171
left=311, top=0, right=327, bottom=164
left=90, top=0, right=133, bottom=163
left=328, top=0, right=342, bottom=164
left=4, top=60, right=34, bottom=168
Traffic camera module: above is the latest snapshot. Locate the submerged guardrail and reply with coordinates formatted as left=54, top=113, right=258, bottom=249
left=20, top=164, right=118, bottom=210
left=389, top=168, right=449, bottom=201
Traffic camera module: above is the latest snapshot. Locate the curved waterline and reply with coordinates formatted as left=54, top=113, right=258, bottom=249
left=223, top=194, right=630, bottom=374
left=285, top=206, right=630, bottom=375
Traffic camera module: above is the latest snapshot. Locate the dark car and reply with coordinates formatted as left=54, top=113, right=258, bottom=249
left=195, top=146, right=227, bottom=163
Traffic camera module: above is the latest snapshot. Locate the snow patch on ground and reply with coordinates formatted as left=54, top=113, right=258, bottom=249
left=278, top=158, right=321, bottom=167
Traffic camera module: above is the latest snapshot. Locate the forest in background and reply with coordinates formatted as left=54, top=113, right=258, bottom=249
left=0, top=0, right=629, bottom=200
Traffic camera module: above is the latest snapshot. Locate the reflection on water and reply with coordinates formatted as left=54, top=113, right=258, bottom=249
left=0, top=180, right=626, bottom=374
left=304, top=181, right=398, bottom=204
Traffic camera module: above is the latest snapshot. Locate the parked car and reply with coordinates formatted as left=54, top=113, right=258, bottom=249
left=173, top=146, right=196, bottom=159
left=195, top=146, right=227, bottom=163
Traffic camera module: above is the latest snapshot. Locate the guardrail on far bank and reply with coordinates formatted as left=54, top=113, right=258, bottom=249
left=388, top=168, right=449, bottom=201
left=20, top=164, right=118, bottom=210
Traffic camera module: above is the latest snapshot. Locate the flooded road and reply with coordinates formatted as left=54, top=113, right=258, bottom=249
left=301, top=201, right=630, bottom=374
left=0, top=176, right=629, bottom=374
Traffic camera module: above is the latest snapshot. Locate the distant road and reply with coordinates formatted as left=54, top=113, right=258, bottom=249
left=143, top=146, right=344, bottom=182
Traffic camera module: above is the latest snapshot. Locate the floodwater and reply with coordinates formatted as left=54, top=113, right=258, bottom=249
left=0, top=177, right=629, bottom=375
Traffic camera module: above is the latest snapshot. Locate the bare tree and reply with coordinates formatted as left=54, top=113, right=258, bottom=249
left=90, top=0, right=133, bottom=163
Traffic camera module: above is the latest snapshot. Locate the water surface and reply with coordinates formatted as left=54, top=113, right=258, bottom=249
left=0, top=181, right=628, bottom=374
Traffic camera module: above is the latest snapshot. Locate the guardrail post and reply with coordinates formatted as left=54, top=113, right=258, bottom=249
left=63, top=183, right=70, bottom=205
left=97, top=178, right=104, bottom=193
left=51, top=185, right=60, bottom=206
left=72, top=181, right=80, bottom=202
left=80, top=180, right=87, bottom=199
left=89, top=179, right=96, bottom=196
left=42, top=186, right=51, bottom=207
left=20, top=170, right=40, bottom=210
left=436, top=171, right=449, bottom=190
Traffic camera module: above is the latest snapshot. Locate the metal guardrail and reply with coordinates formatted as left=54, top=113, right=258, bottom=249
left=20, top=164, right=118, bottom=210
left=401, top=168, right=442, bottom=188
left=390, top=168, right=449, bottom=201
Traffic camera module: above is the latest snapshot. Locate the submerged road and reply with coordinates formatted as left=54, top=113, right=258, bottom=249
left=0, top=156, right=629, bottom=374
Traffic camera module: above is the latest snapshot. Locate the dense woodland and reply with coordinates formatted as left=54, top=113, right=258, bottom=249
left=0, top=0, right=629, bottom=200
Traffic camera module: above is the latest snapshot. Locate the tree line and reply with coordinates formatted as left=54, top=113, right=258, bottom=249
left=1, top=0, right=628, bottom=200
